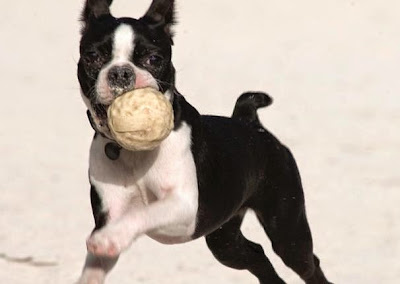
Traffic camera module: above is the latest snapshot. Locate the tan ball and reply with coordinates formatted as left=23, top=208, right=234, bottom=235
left=107, top=88, right=174, bottom=151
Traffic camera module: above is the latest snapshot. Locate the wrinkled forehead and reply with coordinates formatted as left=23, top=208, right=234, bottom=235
left=80, top=16, right=170, bottom=53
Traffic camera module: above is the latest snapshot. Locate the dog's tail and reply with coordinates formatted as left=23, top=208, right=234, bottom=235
left=232, top=92, right=272, bottom=125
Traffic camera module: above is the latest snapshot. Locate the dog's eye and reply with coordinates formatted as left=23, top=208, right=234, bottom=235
left=145, top=54, right=163, bottom=67
left=83, top=50, right=99, bottom=61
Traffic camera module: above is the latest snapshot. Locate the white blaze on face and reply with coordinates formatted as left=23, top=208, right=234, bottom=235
left=113, top=24, right=134, bottom=62
left=95, top=24, right=159, bottom=105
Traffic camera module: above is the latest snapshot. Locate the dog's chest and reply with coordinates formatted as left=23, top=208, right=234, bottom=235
left=122, top=123, right=197, bottom=196
left=90, top=123, right=199, bottom=243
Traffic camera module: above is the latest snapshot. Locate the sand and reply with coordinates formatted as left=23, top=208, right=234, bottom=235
left=1, top=0, right=399, bottom=283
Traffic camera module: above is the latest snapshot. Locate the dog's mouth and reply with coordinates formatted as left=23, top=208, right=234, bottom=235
left=93, top=103, right=109, bottom=120
left=89, top=103, right=113, bottom=138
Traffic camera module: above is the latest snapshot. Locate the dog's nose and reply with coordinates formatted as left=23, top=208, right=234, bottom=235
left=107, top=65, right=135, bottom=92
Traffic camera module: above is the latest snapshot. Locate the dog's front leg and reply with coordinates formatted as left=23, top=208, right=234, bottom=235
left=78, top=186, right=127, bottom=284
left=78, top=181, right=134, bottom=284
left=87, top=192, right=197, bottom=257
left=78, top=183, right=129, bottom=284
left=78, top=253, right=118, bottom=284
left=78, top=136, right=136, bottom=284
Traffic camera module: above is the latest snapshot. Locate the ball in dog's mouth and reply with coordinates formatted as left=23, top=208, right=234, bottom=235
left=107, top=88, right=174, bottom=151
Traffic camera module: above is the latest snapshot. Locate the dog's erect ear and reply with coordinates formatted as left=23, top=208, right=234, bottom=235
left=81, top=0, right=113, bottom=24
left=141, top=0, right=175, bottom=36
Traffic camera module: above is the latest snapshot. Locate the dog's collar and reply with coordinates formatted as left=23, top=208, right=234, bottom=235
left=87, top=110, right=121, bottom=160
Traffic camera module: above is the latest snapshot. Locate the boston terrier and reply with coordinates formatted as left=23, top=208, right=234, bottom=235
left=77, top=0, right=332, bottom=283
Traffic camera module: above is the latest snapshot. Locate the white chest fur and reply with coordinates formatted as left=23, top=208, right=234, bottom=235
left=89, top=122, right=199, bottom=244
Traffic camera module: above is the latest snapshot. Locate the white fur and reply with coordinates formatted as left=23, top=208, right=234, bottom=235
left=164, top=89, right=173, bottom=101
left=96, top=24, right=159, bottom=105
left=112, top=24, right=134, bottom=60
left=79, top=123, right=198, bottom=283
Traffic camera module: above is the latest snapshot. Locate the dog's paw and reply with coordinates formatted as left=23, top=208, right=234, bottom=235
left=76, top=277, right=104, bottom=284
left=86, top=225, right=133, bottom=257
left=76, top=272, right=105, bottom=284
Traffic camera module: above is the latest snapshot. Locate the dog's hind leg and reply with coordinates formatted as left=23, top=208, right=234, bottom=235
left=205, top=210, right=285, bottom=284
left=256, top=207, right=332, bottom=284
left=253, top=150, right=332, bottom=284
left=256, top=206, right=331, bottom=284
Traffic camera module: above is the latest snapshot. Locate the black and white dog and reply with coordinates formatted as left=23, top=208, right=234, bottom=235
left=77, top=0, right=332, bottom=283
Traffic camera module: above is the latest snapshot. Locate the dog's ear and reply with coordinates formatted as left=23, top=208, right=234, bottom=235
left=141, top=0, right=176, bottom=37
left=81, top=0, right=113, bottom=26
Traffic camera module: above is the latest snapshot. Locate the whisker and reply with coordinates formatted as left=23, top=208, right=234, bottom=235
left=155, top=79, right=173, bottom=89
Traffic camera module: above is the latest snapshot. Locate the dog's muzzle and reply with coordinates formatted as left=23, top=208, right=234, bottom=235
left=107, top=64, right=135, bottom=96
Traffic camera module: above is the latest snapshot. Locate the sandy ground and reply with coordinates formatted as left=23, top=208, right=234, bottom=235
left=1, top=0, right=399, bottom=283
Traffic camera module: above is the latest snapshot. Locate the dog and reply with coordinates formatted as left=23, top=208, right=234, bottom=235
left=77, top=1, right=332, bottom=283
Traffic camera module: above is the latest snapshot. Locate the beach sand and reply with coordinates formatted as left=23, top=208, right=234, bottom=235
left=1, top=0, right=399, bottom=283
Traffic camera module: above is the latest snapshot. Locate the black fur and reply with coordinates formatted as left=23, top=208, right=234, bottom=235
left=205, top=211, right=285, bottom=283
left=86, top=110, right=97, bottom=131
left=81, top=0, right=113, bottom=30
left=172, top=92, right=331, bottom=283
left=140, top=0, right=176, bottom=39
left=90, top=185, right=107, bottom=231
left=232, top=91, right=272, bottom=126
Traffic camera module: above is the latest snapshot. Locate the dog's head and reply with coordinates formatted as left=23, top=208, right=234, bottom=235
left=78, top=0, right=176, bottom=136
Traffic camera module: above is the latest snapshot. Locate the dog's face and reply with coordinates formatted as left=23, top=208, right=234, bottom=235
left=78, top=0, right=175, bottom=136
